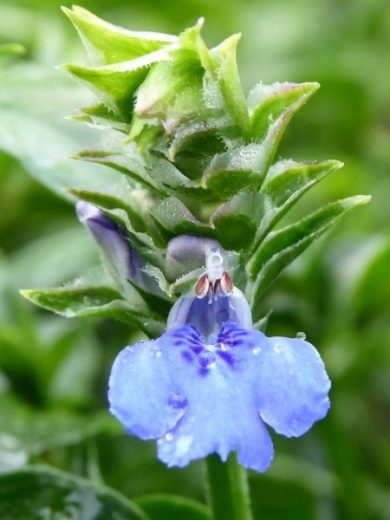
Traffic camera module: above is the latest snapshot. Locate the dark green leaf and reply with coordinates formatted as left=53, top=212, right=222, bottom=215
left=0, top=466, right=146, bottom=519
left=212, top=191, right=264, bottom=250
left=205, top=144, right=267, bottom=199
left=151, top=197, right=215, bottom=238
left=136, top=494, right=210, bottom=520
left=248, top=195, right=371, bottom=315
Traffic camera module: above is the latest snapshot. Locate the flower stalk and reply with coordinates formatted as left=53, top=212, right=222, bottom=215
left=206, top=454, right=252, bottom=520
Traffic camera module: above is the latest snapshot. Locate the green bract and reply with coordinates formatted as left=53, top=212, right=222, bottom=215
left=22, top=6, right=370, bottom=333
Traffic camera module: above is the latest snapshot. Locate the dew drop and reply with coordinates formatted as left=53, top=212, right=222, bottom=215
left=296, top=332, right=306, bottom=340
left=165, top=432, right=174, bottom=442
left=220, top=342, right=230, bottom=351
left=168, top=393, right=187, bottom=410
left=198, top=350, right=216, bottom=368
left=151, top=345, right=163, bottom=358
left=252, top=347, right=262, bottom=356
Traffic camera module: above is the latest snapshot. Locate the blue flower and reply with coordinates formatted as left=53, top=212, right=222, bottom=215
left=108, top=246, right=331, bottom=472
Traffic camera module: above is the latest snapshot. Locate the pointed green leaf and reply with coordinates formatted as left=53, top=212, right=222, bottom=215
left=212, top=191, right=264, bottom=250
left=213, top=34, right=249, bottom=135
left=20, top=284, right=164, bottom=337
left=136, top=494, right=209, bottom=520
left=248, top=81, right=319, bottom=142
left=248, top=195, right=371, bottom=314
left=74, top=146, right=160, bottom=193
left=68, top=188, right=145, bottom=231
left=0, top=466, right=146, bottom=519
left=62, top=5, right=175, bottom=65
left=71, top=102, right=129, bottom=132
left=253, top=159, right=343, bottom=247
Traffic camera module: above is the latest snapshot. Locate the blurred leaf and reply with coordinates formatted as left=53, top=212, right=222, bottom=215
left=249, top=195, right=371, bottom=316
left=0, top=43, right=24, bottom=57
left=0, top=394, right=119, bottom=458
left=0, top=62, right=120, bottom=197
left=62, top=5, right=175, bottom=65
left=136, top=494, right=210, bottom=520
left=0, top=466, right=146, bottom=519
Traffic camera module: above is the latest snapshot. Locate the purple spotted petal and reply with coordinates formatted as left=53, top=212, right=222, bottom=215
left=256, top=336, right=331, bottom=437
left=108, top=331, right=192, bottom=439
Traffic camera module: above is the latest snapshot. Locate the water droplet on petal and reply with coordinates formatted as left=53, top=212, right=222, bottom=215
left=165, top=432, right=174, bottom=442
left=252, top=346, right=262, bottom=356
left=296, top=331, right=306, bottom=340
left=220, top=342, right=230, bottom=351
left=273, top=344, right=282, bottom=353
left=168, top=393, right=187, bottom=410
left=151, top=345, right=163, bottom=358
left=198, top=350, right=216, bottom=368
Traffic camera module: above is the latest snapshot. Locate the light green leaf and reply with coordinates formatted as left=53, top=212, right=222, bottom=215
left=71, top=103, right=129, bottom=132
left=248, top=81, right=319, bottom=142
left=0, top=466, right=146, bottom=519
left=248, top=195, right=371, bottom=315
left=63, top=5, right=175, bottom=65
left=136, top=494, right=210, bottom=520
left=213, top=34, right=249, bottom=135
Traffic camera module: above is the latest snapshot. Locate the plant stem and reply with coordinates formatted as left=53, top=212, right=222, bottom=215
left=206, top=454, right=253, bottom=520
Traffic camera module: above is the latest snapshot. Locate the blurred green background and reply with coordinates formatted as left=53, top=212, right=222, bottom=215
left=0, top=0, right=389, bottom=518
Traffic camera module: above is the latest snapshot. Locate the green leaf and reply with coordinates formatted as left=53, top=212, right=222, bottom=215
left=136, top=494, right=210, bottom=520
left=212, top=191, right=264, bottom=250
left=151, top=197, right=214, bottom=239
left=247, top=82, right=319, bottom=142
left=254, top=159, right=343, bottom=246
left=20, top=284, right=164, bottom=338
left=204, top=144, right=267, bottom=198
left=0, top=394, right=120, bottom=459
left=0, top=466, right=146, bottom=519
left=62, top=5, right=175, bottom=65
left=248, top=195, right=371, bottom=315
